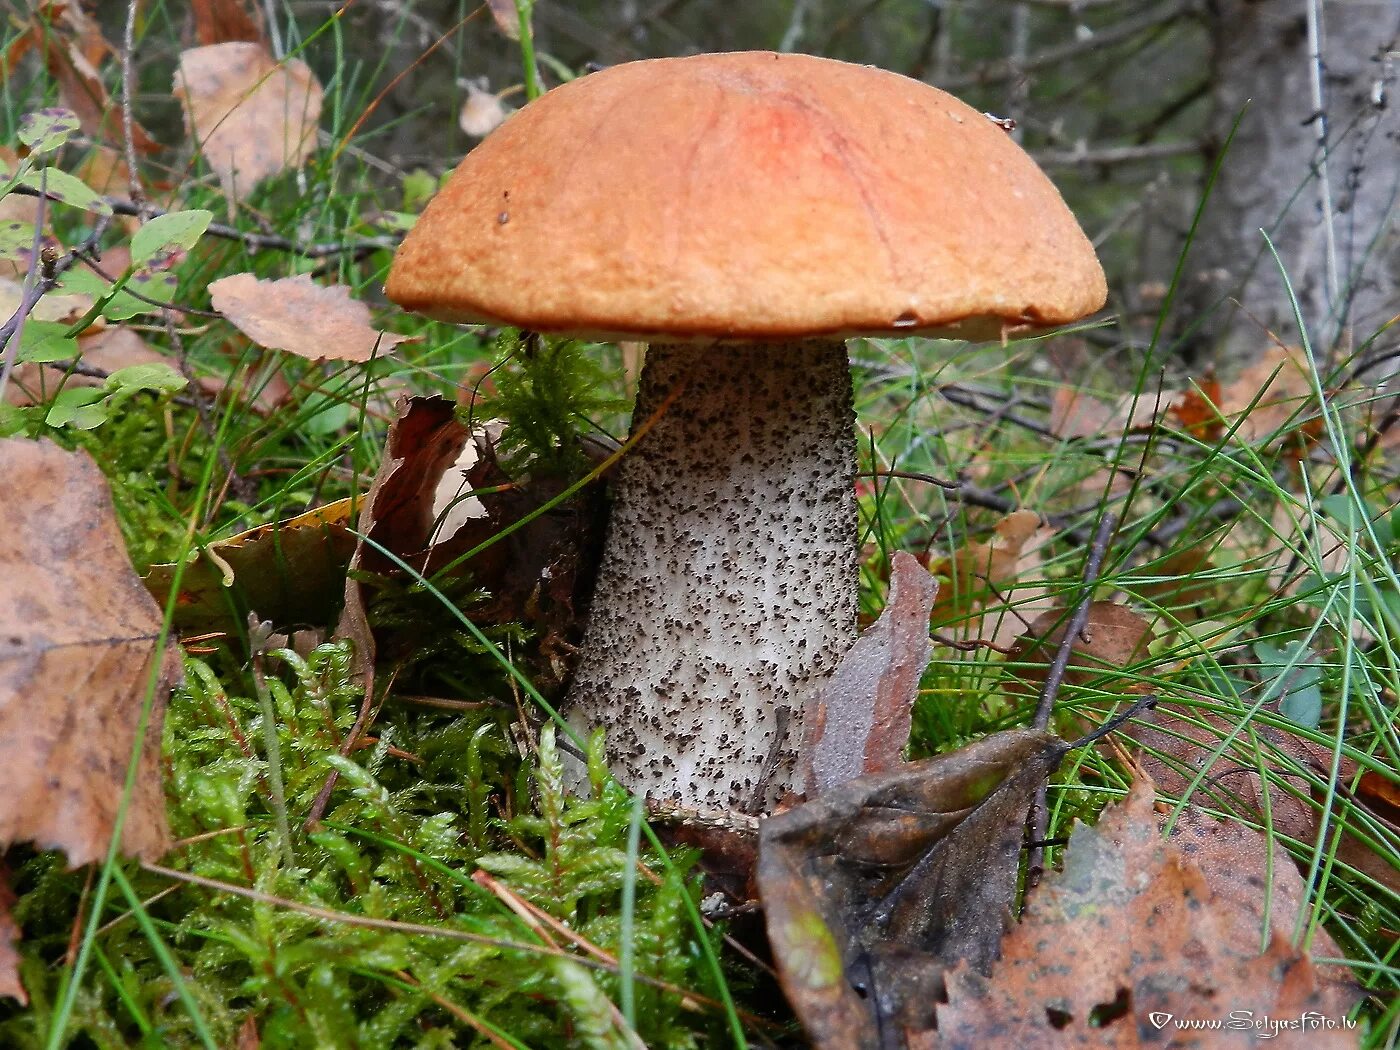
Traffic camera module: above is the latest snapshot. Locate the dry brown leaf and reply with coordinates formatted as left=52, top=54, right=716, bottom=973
left=143, top=497, right=357, bottom=634
left=927, top=509, right=1047, bottom=644
left=209, top=273, right=407, bottom=362
left=1005, top=601, right=1155, bottom=697
left=191, top=0, right=264, bottom=45
left=1169, top=372, right=1225, bottom=441
left=1217, top=346, right=1321, bottom=447
left=1048, top=386, right=1163, bottom=440
left=25, top=4, right=158, bottom=154
left=1121, top=548, right=1217, bottom=620
left=761, top=729, right=1069, bottom=1045
left=1126, top=706, right=1400, bottom=893
left=173, top=42, right=323, bottom=201
left=0, top=863, right=23, bottom=1005
left=928, top=781, right=1359, bottom=1048
left=0, top=275, right=97, bottom=330
left=0, top=439, right=177, bottom=866
left=803, top=551, right=937, bottom=795
left=459, top=80, right=510, bottom=138
left=485, top=0, right=522, bottom=39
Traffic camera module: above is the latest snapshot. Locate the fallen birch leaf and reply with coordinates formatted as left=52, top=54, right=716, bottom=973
left=173, top=42, right=322, bottom=201
left=210, top=273, right=407, bottom=362
left=143, top=497, right=357, bottom=633
left=803, top=551, right=936, bottom=795
left=0, top=439, right=177, bottom=866
left=760, top=729, right=1068, bottom=1045
left=929, top=781, right=1359, bottom=1047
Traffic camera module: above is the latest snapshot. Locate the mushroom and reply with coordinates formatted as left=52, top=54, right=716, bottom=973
left=385, top=52, right=1106, bottom=812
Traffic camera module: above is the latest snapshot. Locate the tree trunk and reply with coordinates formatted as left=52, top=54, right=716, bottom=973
left=1182, top=0, right=1399, bottom=366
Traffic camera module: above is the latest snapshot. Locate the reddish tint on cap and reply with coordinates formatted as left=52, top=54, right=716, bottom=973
left=386, top=51, right=1107, bottom=343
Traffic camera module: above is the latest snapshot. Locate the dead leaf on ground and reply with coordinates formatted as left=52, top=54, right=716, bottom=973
left=143, top=497, right=358, bottom=634
left=759, top=729, right=1068, bottom=1046
left=926, top=509, right=1055, bottom=647
left=485, top=0, right=523, bottom=39
left=191, top=0, right=264, bottom=45
left=210, top=273, right=408, bottom=362
left=803, top=551, right=937, bottom=795
left=1048, top=386, right=1163, bottom=440
left=338, top=395, right=604, bottom=694
left=173, top=42, right=322, bottom=201
left=1125, top=704, right=1400, bottom=893
left=1216, top=345, right=1322, bottom=448
left=1120, top=548, right=1217, bottom=620
left=1169, top=372, right=1224, bottom=441
left=13, top=5, right=159, bottom=155
left=459, top=79, right=511, bottom=138
left=928, top=781, right=1359, bottom=1048
left=0, top=439, right=177, bottom=867
left=0, top=862, right=22, bottom=1005
left=0, top=275, right=98, bottom=331
left=1004, top=600, right=1156, bottom=698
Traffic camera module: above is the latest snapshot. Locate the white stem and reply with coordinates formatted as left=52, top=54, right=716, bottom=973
left=567, top=341, right=858, bottom=811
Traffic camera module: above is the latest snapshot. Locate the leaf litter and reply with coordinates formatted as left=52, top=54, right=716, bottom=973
left=927, top=780, right=1360, bottom=1048
left=0, top=440, right=182, bottom=1003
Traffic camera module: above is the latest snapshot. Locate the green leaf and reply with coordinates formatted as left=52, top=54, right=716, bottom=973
left=103, top=270, right=181, bottom=320
left=106, top=362, right=187, bottom=395
left=0, top=220, right=37, bottom=264
left=130, top=210, right=212, bottom=266
left=17, top=108, right=80, bottom=155
left=45, top=386, right=110, bottom=429
left=17, top=320, right=78, bottom=363
left=18, top=167, right=112, bottom=216
left=1253, top=640, right=1323, bottom=730
left=0, top=403, right=29, bottom=437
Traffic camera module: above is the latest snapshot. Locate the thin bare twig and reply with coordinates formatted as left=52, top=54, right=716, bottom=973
left=9, top=185, right=398, bottom=259
left=1024, top=511, right=1117, bottom=889
left=120, top=0, right=145, bottom=208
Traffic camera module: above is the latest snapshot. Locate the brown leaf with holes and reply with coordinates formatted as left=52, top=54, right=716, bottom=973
left=191, top=0, right=264, bottom=45
left=210, top=273, right=407, bottom=362
left=0, top=862, right=23, bottom=1005
left=0, top=439, right=177, bottom=867
left=1004, top=601, right=1155, bottom=697
left=760, top=729, right=1068, bottom=1046
left=802, top=552, right=937, bottom=795
left=926, top=781, right=1359, bottom=1048
left=173, top=42, right=322, bottom=201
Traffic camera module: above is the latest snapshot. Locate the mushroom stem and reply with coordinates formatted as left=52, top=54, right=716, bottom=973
left=567, top=340, right=858, bottom=811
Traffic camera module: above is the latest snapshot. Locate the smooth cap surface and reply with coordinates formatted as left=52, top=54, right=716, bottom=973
left=387, top=51, right=1107, bottom=342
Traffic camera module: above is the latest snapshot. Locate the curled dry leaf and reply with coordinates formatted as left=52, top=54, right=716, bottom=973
left=338, top=395, right=605, bottom=692
left=485, top=0, right=523, bottom=39
left=928, top=781, right=1359, bottom=1048
left=210, top=273, right=407, bottom=362
left=0, top=439, right=177, bottom=867
left=759, top=729, right=1068, bottom=1046
left=803, top=551, right=937, bottom=795
left=173, top=42, right=323, bottom=201
left=143, top=497, right=357, bottom=634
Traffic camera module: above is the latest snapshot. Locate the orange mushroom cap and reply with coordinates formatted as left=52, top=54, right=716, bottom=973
left=386, top=51, right=1107, bottom=344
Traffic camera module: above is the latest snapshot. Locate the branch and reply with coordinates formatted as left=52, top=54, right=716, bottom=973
left=1031, top=139, right=1202, bottom=169
left=10, top=185, right=399, bottom=259
left=939, top=0, right=1199, bottom=90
